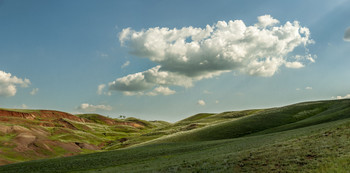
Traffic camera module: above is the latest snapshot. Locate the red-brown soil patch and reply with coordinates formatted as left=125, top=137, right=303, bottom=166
left=74, top=142, right=100, bottom=150
left=0, top=109, right=87, bottom=123
left=53, top=118, right=78, bottom=130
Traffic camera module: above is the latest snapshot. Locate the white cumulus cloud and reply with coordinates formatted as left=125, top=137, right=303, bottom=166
left=334, top=94, right=350, bottom=100
left=0, top=70, right=31, bottom=97
left=77, top=103, right=112, bottom=112
left=285, top=61, right=304, bottom=68
left=147, top=86, right=176, bottom=96
left=197, top=100, right=206, bottom=106
left=257, top=14, right=279, bottom=28
left=109, top=15, right=314, bottom=96
left=109, top=65, right=194, bottom=94
left=344, top=27, right=350, bottom=41
left=305, top=86, right=313, bottom=90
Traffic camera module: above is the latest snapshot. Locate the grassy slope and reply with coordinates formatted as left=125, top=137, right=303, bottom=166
left=105, top=109, right=261, bottom=150
left=149, top=99, right=350, bottom=143
left=1, top=99, right=350, bottom=172
left=0, top=112, right=169, bottom=164
left=1, top=116, right=350, bottom=172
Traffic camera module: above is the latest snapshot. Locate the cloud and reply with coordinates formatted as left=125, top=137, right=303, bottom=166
left=97, top=51, right=109, bottom=58
left=197, top=100, right=206, bottom=106
left=30, top=88, right=39, bottom=95
left=21, top=104, right=28, bottom=109
left=109, top=65, right=194, bottom=94
left=285, top=61, right=304, bottom=68
left=97, top=84, right=111, bottom=96
left=120, top=86, right=176, bottom=96
left=344, top=27, right=350, bottom=41
left=334, top=94, right=350, bottom=99
left=121, top=61, right=130, bottom=68
left=306, top=54, right=316, bottom=63
left=0, top=70, right=30, bottom=97
left=147, top=86, right=176, bottom=96
left=296, top=87, right=312, bottom=91
left=97, top=84, right=106, bottom=95
left=100, top=53, right=109, bottom=57
left=257, top=15, right=279, bottom=28
left=77, top=103, right=112, bottom=112
left=110, top=15, right=314, bottom=95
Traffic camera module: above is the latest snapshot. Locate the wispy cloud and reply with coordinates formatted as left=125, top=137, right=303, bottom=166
left=121, top=86, right=176, bottom=96
left=121, top=61, right=130, bottom=68
left=97, top=84, right=111, bottom=96
left=203, top=90, right=212, bottom=94
left=344, top=27, right=350, bottom=41
left=97, top=84, right=106, bottom=95
left=77, top=103, right=112, bottom=112
left=96, top=51, right=109, bottom=58
left=109, top=15, right=315, bottom=96
left=100, top=53, right=109, bottom=57
left=30, top=88, right=39, bottom=95
left=296, top=87, right=312, bottom=91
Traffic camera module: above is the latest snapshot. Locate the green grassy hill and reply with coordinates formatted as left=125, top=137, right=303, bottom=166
left=149, top=99, right=350, bottom=143
left=1, top=99, right=350, bottom=172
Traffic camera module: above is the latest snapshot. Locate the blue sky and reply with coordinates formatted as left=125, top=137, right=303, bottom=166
left=0, top=0, right=349, bottom=122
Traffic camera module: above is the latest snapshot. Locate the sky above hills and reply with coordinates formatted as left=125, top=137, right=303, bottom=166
left=0, top=0, right=349, bottom=122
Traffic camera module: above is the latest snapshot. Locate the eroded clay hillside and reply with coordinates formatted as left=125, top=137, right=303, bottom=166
left=0, top=108, right=169, bottom=165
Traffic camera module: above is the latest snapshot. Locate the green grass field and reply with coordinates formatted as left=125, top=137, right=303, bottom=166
left=1, top=99, right=350, bottom=172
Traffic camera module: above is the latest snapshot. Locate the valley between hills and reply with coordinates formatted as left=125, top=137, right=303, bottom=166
left=1, top=99, right=350, bottom=172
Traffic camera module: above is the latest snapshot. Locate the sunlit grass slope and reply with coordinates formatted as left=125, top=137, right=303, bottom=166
left=150, top=99, right=350, bottom=143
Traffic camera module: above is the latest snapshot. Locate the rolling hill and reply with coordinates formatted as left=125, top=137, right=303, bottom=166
left=0, top=109, right=169, bottom=165
left=1, top=99, right=350, bottom=172
left=147, top=99, right=350, bottom=143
